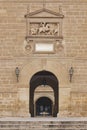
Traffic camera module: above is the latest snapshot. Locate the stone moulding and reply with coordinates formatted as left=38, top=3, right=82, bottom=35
left=24, top=8, right=64, bottom=18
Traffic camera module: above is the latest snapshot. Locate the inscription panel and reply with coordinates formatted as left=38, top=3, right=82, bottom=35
left=35, top=43, right=54, bottom=53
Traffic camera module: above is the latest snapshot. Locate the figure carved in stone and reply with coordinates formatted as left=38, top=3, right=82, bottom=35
left=30, top=23, right=59, bottom=36
left=31, top=28, right=38, bottom=35
left=38, top=22, right=50, bottom=34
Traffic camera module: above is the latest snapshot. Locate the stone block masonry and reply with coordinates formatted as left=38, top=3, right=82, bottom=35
left=0, top=0, right=87, bottom=117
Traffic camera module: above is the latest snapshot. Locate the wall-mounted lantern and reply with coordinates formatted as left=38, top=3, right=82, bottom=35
left=15, top=67, right=20, bottom=82
left=69, top=67, right=74, bottom=82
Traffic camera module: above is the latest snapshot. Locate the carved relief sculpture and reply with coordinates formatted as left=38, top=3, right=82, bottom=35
left=24, top=5, right=64, bottom=54
left=30, top=23, right=59, bottom=36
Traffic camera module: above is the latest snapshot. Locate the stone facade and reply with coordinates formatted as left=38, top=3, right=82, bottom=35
left=0, top=0, right=87, bottom=117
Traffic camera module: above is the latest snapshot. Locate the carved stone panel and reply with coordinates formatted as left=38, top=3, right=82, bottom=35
left=30, top=23, right=59, bottom=36
left=24, top=6, right=64, bottom=54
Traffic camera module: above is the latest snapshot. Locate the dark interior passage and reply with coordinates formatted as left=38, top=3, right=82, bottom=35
left=36, top=97, right=52, bottom=116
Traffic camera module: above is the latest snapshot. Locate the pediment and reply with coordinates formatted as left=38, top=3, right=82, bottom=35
left=25, top=8, right=64, bottom=18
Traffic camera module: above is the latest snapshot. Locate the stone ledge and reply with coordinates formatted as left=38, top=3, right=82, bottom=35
left=0, top=117, right=87, bottom=121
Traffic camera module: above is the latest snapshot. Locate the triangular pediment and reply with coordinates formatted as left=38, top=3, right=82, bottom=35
left=25, top=8, right=64, bottom=18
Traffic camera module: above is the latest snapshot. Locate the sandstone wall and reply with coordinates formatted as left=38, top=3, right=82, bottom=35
left=0, top=0, right=87, bottom=117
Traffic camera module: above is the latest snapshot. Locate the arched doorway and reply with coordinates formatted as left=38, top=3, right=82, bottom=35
left=30, top=70, right=59, bottom=117
left=36, top=97, right=53, bottom=116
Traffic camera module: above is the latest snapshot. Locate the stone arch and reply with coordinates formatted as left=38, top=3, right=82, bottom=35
left=34, top=85, right=54, bottom=103
left=30, top=70, right=59, bottom=117
left=34, top=93, right=54, bottom=104
left=35, top=96, right=53, bottom=116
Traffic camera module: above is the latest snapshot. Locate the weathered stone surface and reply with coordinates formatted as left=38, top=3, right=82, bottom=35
left=0, top=118, right=87, bottom=130
left=0, top=0, right=87, bottom=117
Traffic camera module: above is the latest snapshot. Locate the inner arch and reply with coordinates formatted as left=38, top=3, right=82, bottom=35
left=36, top=97, right=53, bottom=116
